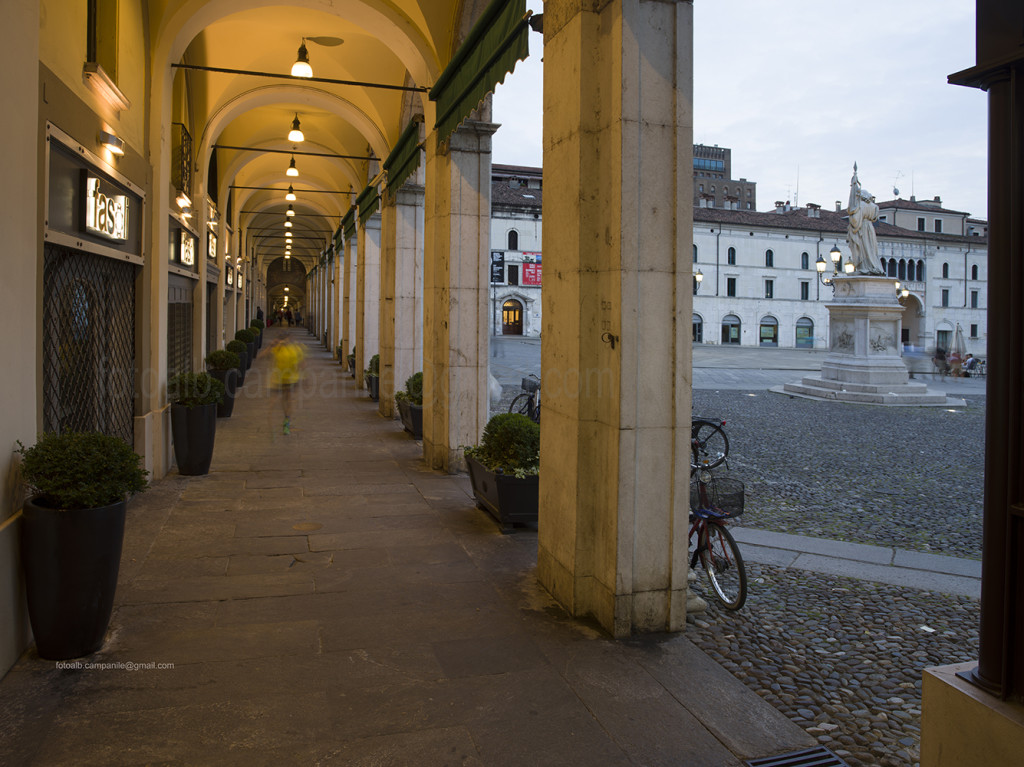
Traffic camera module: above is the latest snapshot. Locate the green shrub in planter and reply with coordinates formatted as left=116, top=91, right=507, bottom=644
left=226, top=339, right=247, bottom=357
left=234, top=328, right=256, bottom=344
left=17, top=432, right=148, bottom=510
left=465, top=413, right=540, bottom=478
left=168, top=372, right=225, bottom=407
left=206, top=349, right=240, bottom=371
left=250, top=318, right=265, bottom=331
left=394, top=371, right=423, bottom=407
left=365, top=353, right=380, bottom=377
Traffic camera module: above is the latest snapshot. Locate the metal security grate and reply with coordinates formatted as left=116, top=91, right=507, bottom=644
left=745, top=746, right=850, bottom=767
left=43, top=244, right=136, bottom=444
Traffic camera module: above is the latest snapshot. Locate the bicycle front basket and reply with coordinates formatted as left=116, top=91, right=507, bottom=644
left=521, top=377, right=540, bottom=393
left=690, top=476, right=745, bottom=518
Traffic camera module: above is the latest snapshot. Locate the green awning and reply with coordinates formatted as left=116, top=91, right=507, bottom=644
left=356, top=184, right=380, bottom=225
left=383, top=117, right=424, bottom=193
left=429, top=0, right=530, bottom=145
left=333, top=224, right=344, bottom=252
left=342, top=208, right=356, bottom=241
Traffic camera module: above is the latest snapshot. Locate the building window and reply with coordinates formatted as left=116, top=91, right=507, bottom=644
left=800, top=281, right=809, bottom=301
left=970, top=323, right=978, bottom=338
left=507, top=230, right=519, bottom=251
left=693, top=244, right=698, bottom=263
left=711, top=185, right=716, bottom=193
left=795, top=317, right=814, bottom=348
left=942, top=262, right=949, bottom=278
left=971, top=290, right=979, bottom=309
left=935, top=219, right=943, bottom=233
left=508, top=264, right=519, bottom=286
left=887, top=260, right=897, bottom=278
left=764, top=279, right=774, bottom=299
left=907, top=260, right=916, bottom=281
left=699, top=184, right=704, bottom=192
left=765, top=249, right=774, bottom=267
left=937, top=329, right=951, bottom=350
left=898, top=260, right=907, bottom=280
left=971, top=264, right=979, bottom=280
left=721, top=314, right=741, bottom=344
left=918, top=260, right=925, bottom=280
left=879, top=215, right=888, bottom=222
left=692, top=314, right=703, bottom=344
left=759, top=316, right=778, bottom=347
left=727, top=247, right=736, bottom=266
left=726, top=277, right=737, bottom=297
left=941, top=288, right=949, bottom=307
left=801, top=252, right=809, bottom=270
left=918, top=217, right=926, bottom=232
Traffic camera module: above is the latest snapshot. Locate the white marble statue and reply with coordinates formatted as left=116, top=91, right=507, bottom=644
left=846, top=163, right=884, bottom=275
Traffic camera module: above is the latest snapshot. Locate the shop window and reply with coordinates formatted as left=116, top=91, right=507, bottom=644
left=721, top=315, right=741, bottom=345
left=759, top=316, right=778, bottom=347
left=795, top=317, right=814, bottom=348
left=692, top=314, right=703, bottom=344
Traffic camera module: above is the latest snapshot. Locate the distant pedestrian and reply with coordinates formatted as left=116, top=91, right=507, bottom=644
left=270, top=336, right=305, bottom=435
left=933, top=347, right=948, bottom=381
left=285, top=309, right=293, bottom=327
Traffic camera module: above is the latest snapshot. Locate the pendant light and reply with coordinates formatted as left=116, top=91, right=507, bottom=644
left=287, top=114, right=304, bottom=143
left=285, top=185, right=296, bottom=201
left=286, top=155, right=299, bottom=177
left=291, top=40, right=313, bottom=78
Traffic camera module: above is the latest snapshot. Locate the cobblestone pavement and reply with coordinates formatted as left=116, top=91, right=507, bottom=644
left=687, top=564, right=979, bottom=767
left=694, top=388, right=985, bottom=560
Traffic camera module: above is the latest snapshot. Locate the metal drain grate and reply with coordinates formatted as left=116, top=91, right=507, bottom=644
left=745, top=745, right=850, bottom=767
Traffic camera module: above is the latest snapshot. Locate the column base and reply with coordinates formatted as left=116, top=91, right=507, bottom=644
left=921, top=662, right=1024, bottom=766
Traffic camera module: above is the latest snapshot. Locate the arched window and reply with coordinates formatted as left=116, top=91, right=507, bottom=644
left=727, top=247, right=736, bottom=265
left=692, top=314, right=703, bottom=344
left=507, top=230, right=519, bottom=251
left=501, top=299, right=524, bottom=335
left=917, top=260, right=925, bottom=280
left=971, top=264, right=979, bottom=280
left=942, top=262, right=950, bottom=278
left=795, top=317, right=814, bottom=348
left=898, top=259, right=907, bottom=280
left=693, top=244, right=698, bottom=263
left=801, top=252, right=809, bottom=270
left=759, top=316, right=778, bottom=347
left=721, top=314, right=741, bottom=345
left=887, top=260, right=897, bottom=278
left=765, top=249, right=774, bottom=267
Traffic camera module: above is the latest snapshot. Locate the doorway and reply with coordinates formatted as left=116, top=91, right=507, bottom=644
left=502, top=299, right=523, bottom=335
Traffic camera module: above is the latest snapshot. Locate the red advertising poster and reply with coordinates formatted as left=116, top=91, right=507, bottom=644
left=522, top=263, right=542, bottom=286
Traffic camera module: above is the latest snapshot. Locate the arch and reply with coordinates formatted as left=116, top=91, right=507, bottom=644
left=887, top=259, right=897, bottom=278
left=508, top=229, right=519, bottom=251
left=721, top=314, right=741, bottom=345
left=907, top=259, right=916, bottom=281
left=765, top=248, right=774, bottom=267
left=501, top=298, right=523, bottom=335
left=971, top=264, right=979, bottom=280
left=801, top=252, right=809, bottom=270
left=692, top=313, right=703, bottom=344
left=898, top=258, right=907, bottom=280
left=758, top=315, right=778, bottom=347
left=727, top=246, right=736, bottom=265
left=795, top=317, right=814, bottom=348
left=942, top=262, right=950, bottom=278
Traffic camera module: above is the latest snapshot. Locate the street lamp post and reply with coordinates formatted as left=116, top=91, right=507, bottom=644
left=815, top=243, right=854, bottom=288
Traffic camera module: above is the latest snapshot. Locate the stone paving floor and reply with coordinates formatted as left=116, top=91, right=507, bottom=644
left=0, top=327, right=812, bottom=767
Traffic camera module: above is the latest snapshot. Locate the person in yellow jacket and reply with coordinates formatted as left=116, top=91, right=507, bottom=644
left=270, top=337, right=305, bottom=434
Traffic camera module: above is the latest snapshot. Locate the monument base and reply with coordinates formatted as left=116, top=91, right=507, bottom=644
left=777, top=275, right=963, bottom=406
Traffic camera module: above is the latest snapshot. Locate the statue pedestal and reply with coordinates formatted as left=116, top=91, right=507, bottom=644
left=780, top=276, right=957, bottom=406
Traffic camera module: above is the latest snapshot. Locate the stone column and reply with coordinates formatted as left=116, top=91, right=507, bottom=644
left=332, top=252, right=342, bottom=357
left=355, top=216, right=381, bottom=386
left=538, top=0, right=694, bottom=637
left=395, top=185, right=426, bottom=400
left=379, top=203, right=398, bottom=416
left=423, top=120, right=496, bottom=472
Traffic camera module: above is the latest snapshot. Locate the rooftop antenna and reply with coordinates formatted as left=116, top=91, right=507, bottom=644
left=794, top=165, right=800, bottom=207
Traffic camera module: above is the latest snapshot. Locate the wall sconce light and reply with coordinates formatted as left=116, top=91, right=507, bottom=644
left=286, top=155, right=299, bottom=177
left=694, top=268, right=704, bottom=294
left=175, top=190, right=192, bottom=209
left=287, top=114, right=304, bottom=143
left=285, top=185, right=296, bottom=201
left=99, top=130, right=125, bottom=156
left=291, top=40, right=313, bottom=78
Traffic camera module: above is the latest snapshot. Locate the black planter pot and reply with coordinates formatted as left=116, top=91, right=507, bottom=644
left=234, top=351, right=248, bottom=386
left=170, top=402, right=218, bottom=475
left=255, top=331, right=263, bottom=349
left=347, top=355, right=355, bottom=377
left=245, top=341, right=256, bottom=367
left=366, top=374, right=380, bottom=401
left=21, top=496, right=127, bottom=659
left=464, top=454, right=539, bottom=533
left=209, top=367, right=239, bottom=417
left=397, top=398, right=423, bottom=439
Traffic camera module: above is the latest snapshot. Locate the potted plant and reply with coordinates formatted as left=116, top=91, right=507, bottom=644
left=235, top=328, right=256, bottom=368
left=168, top=372, right=225, bottom=476
left=394, top=371, right=423, bottom=439
left=250, top=318, right=265, bottom=348
left=365, top=354, right=380, bottom=401
left=464, top=413, right=540, bottom=532
left=206, top=349, right=241, bottom=418
left=347, top=346, right=356, bottom=377
left=17, top=431, right=148, bottom=659
left=336, top=344, right=346, bottom=366
left=226, top=339, right=248, bottom=385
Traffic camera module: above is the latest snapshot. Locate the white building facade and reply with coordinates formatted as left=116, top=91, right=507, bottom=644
left=490, top=165, right=543, bottom=337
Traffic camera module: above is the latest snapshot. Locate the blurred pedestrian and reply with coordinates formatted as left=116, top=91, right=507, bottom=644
left=270, top=336, right=305, bottom=435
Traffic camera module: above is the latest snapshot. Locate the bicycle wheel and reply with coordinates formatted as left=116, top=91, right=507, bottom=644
left=509, top=393, right=535, bottom=420
left=691, top=421, right=729, bottom=470
left=699, top=523, right=747, bottom=610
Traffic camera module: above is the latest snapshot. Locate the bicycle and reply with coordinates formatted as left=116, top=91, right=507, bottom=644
left=509, top=374, right=541, bottom=424
left=689, top=470, right=747, bottom=610
left=691, top=417, right=729, bottom=472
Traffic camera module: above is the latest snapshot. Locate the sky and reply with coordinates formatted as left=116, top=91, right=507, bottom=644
left=491, top=0, right=987, bottom=219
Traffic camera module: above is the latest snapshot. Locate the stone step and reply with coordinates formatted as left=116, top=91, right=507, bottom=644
left=797, top=376, right=931, bottom=395
left=782, top=378, right=950, bottom=405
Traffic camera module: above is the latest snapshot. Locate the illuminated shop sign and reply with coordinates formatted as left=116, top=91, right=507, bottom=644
left=208, top=232, right=217, bottom=260
left=226, top=267, right=233, bottom=286
left=85, top=176, right=129, bottom=241
left=180, top=231, right=195, bottom=266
